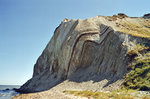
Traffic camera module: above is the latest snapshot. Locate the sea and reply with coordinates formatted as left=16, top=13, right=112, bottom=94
left=0, top=85, right=20, bottom=99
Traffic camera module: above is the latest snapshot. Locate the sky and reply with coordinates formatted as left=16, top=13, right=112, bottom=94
left=0, top=0, right=149, bottom=85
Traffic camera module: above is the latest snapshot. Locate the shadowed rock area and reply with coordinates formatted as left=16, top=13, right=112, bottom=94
left=18, top=14, right=150, bottom=93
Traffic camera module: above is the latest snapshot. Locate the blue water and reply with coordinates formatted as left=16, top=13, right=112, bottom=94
left=0, top=85, right=20, bottom=99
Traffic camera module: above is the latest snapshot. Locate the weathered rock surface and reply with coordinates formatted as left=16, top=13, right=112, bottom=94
left=19, top=14, right=150, bottom=93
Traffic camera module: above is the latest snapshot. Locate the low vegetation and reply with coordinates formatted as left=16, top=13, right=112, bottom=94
left=107, top=14, right=150, bottom=39
left=106, top=13, right=128, bottom=21
left=64, top=90, right=150, bottom=99
left=123, top=51, right=150, bottom=91
left=118, top=20, right=150, bottom=39
left=127, top=44, right=149, bottom=61
left=122, top=43, right=150, bottom=91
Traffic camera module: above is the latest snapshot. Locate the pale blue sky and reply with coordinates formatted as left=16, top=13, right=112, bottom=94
left=0, top=0, right=149, bottom=85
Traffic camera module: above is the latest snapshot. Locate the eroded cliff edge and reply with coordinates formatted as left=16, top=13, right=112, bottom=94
left=19, top=14, right=150, bottom=93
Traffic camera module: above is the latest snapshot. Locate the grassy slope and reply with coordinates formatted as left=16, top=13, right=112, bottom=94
left=118, top=20, right=150, bottom=39
left=107, top=15, right=150, bottom=39
left=64, top=90, right=150, bottom=99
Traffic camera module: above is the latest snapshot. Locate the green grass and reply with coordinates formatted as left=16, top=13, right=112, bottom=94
left=64, top=90, right=150, bottom=99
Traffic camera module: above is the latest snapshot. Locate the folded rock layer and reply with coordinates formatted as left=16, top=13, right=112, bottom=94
left=19, top=14, right=150, bottom=93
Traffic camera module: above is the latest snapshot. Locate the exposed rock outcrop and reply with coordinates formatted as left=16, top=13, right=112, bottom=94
left=19, top=14, right=150, bottom=93
left=143, top=13, right=150, bottom=19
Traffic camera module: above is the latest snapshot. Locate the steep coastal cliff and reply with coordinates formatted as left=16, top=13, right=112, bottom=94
left=19, top=14, right=150, bottom=93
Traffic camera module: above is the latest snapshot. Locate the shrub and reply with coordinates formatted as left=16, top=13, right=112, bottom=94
left=122, top=59, right=150, bottom=91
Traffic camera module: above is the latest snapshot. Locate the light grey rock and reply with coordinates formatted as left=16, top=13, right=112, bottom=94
left=19, top=15, right=150, bottom=93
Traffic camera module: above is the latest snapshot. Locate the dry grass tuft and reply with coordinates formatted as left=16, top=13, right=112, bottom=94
left=127, top=44, right=149, bottom=57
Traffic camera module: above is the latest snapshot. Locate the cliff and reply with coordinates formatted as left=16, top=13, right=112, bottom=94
left=19, top=14, right=150, bottom=93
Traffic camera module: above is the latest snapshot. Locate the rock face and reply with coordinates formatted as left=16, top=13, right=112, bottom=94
left=19, top=15, right=150, bottom=93
left=143, top=13, right=150, bottom=19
